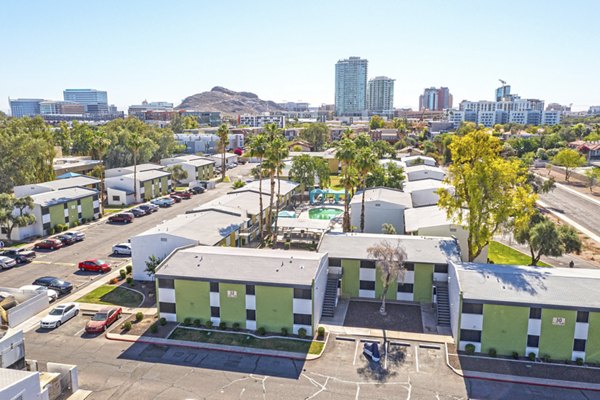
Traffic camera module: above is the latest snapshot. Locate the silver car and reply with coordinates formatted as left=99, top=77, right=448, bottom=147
left=0, top=256, right=17, bottom=270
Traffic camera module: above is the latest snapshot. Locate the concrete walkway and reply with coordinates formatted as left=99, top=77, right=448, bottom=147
left=462, top=370, right=600, bottom=391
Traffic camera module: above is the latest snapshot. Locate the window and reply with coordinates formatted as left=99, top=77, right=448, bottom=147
left=246, top=285, right=255, bottom=295
left=329, top=258, right=341, bottom=267
left=211, top=307, right=220, bottom=317
left=527, top=335, right=539, bottom=348
left=460, top=329, right=481, bottom=342
left=246, top=309, right=256, bottom=321
left=294, top=288, right=312, bottom=299
left=434, top=264, right=448, bottom=273
left=112, top=195, right=120, bottom=201
left=397, top=283, right=413, bottom=293
left=294, top=313, right=312, bottom=325
left=359, top=281, right=375, bottom=290
left=158, top=279, right=174, bottom=289
left=577, top=311, right=589, bottom=323
left=573, top=339, right=586, bottom=352
left=529, top=307, right=542, bottom=319
left=462, top=303, right=483, bottom=315
left=159, top=302, right=176, bottom=314
left=404, top=263, right=415, bottom=271
left=360, top=260, right=376, bottom=269
left=210, top=282, right=219, bottom=293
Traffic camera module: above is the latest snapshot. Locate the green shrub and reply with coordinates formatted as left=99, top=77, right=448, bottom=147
left=119, top=269, right=127, bottom=280
left=528, top=352, right=536, bottom=361
left=219, top=321, right=227, bottom=330
left=232, top=322, right=240, bottom=331
left=512, top=352, right=519, bottom=360
left=126, top=265, right=132, bottom=274
left=257, top=327, right=266, bottom=336
left=298, top=328, right=307, bottom=339
left=183, top=317, right=192, bottom=326
left=135, top=312, right=144, bottom=322
left=317, top=326, right=325, bottom=339
left=542, top=354, right=551, bottom=362
left=129, top=282, right=134, bottom=287
left=281, top=327, right=288, bottom=336
left=465, top=344, right=476, bottom=354
left=193, top=319, right=202, bottom=327
left=205, top=320, right=213, bottom=329
left=284, top=242, right=290, bottom=250
left=49, top=227, right=55, bottom=235
left=488, top=348, right=497, bottom=357
left=159, top=317, right=167, bottom=326
left=576, top=358, right=584, bottom=366
left=126, top=277, right=133, bottom=284
left=123, top=321, right=132, bottom=331
left=150, top=324, right=158, bottom=334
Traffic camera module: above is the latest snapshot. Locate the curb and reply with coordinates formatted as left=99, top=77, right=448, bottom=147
left=444, top=342, right=464, bottom=377
left=462, top=371, right=600, bottom=392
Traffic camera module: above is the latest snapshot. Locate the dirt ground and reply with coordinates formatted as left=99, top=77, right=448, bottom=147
left=111, top=313, right=177, bottom=338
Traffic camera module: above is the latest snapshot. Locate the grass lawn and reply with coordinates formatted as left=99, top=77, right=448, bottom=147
left=103, top=208, right=124, bottom=215
left=488, top=241, right=551, bottom=267
left=169, top=327, right=324, bottom=355
left=77, top=285, right=143, bottom=308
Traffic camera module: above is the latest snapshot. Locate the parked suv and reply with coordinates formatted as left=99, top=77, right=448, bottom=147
left=108, top=213, right=134, bottom=223
left=138, top=204, right=158, bottom=214
left=1, top=248, right=36, bottom=264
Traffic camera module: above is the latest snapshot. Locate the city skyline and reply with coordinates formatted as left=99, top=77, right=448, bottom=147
left=2, top=0, right=599, bottom=113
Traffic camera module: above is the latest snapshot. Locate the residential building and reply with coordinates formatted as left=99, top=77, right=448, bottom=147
left=155, top=246, right=328, bottom=335
left=401, top=155, right=437, bottom=167
left=182, top=111, right=222, bottom=127
left=9, top=98, right=43, bottom=117
left=403, top=179, right=452, bottom=208
left=350, top=187, right=412, bottom=234
left=509, top=110, right=541, bottom=125
left=446, top=110, right=477, bottom=128
left=230, top=179, right=300, bottom=208
left=63, top=88, right=109, bottom=114
left=589, top=106, right=600, bottom=115
left=160, top=155, right=214, bottom=184
left=104, top=168, right=171, bottom=205
left=207, top=152, right=239, bottom=168
left=128, top=100, right=174, bottom=118
left=542, top=110, right=561, bottom=125
left=449, top=262, right=600, bottom=362
left=278, top=102, right=310, bottom=112
left=13, top=175, right=101, bottom=197
left=546, top=103, right=571, bottom=112
left=367, top=76, right=395, bottom=118
left=238, top=114, right=285, bottom=128
left=104, top=163, right=164, bottom=178
left=318, top=233, right=460, bottom=303
left=419, top=87, right=452, bottom=111
left=335, top=56, right=368, bottom=116
left=568, top=141, right=600, bottom=161
left=404, top=165, right=446, bottom=182
left=53, top=157, right=102, bottom=176
left=131, top=209, right=249, bottom=281
left=174, top=132, right=243, bottom=154
left=477, top=110, right=507, bottom=127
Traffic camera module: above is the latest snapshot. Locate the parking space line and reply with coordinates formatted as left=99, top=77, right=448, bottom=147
left=414, top=345, right=419, bottom=372
left=384, top=342, right=388, bottom=370
left=419, top=344, right=441, bottom=350
left=74, top=327, right=86, bottom=337
left=353, top=340, right=359, bottom=365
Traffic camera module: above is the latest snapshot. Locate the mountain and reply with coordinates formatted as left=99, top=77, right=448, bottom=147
left=176, top=87, right=285, bottom=115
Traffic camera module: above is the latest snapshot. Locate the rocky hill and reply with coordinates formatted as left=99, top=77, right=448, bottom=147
left=176, top=87, right=285, bottom=115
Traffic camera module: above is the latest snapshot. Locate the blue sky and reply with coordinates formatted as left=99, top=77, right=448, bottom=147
left=2, top=0, right=599, bottom=112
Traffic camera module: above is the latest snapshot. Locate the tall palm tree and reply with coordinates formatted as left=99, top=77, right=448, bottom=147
left=263, top=123, right=282, bottom=237
left=335, top=137, right=357, bottom=232
left=248, top=134, right=268, bottom=241
left=270, top=136, right=289, bottom=244
left=367, top=240, right=407, bottom=316
left=90, top=131, right=111, bottom=208
left=126, top=132, right=144, bottom=202
left=217, top=124, right=229, bottom=181
left=355, top=146, right=379, bottom=232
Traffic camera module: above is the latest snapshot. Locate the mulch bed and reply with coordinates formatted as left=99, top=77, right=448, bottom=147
left=343, top=301, right=424, bottom=333
left=110, top=314, right=177, bottom=339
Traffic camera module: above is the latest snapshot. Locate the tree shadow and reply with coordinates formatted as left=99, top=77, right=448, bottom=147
left=459, top=262, right=550, bottom=296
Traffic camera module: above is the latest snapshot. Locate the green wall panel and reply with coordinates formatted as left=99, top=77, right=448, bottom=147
left=539, top=308, right=576, bottom=361
left=143, top=181, right=152, bottom=201
left=161, top=177, right=168, bottom=194
left=49, top=204, right=65, bottom=227
left=585, top=312, right=600, bottom=363
left=174, top=280, right=210, bottom=322
left=375, top=268, right=397, bottom=300
left=219, top=283, right=246, bottom=328
left=413, top=263, right=433, bottom=302
left=481, top=304, right=529, bottom=355
left=67, top=200, right=78, bottom=225
left=255, top=285, right=293, bottom=332
left=80, top=196, right=94, bottom=219
left=341, top=259, right=360, bottom=298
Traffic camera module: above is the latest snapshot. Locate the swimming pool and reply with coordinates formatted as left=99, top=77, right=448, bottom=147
left=308, top=207, right=343, bottom=220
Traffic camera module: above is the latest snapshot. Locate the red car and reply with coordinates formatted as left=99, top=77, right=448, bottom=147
left=108, top=213, right=134, bottom=223
left=78, top=259, right=111, bottom=273
left=169, top=194, right=182, bottom=203
left=85, top=307, right=122, bottom=333
left=171, top=190, right=192, bottom=199
left=34, top=238, right=64, bottom=250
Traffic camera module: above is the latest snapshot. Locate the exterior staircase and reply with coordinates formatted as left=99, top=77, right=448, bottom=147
left=321, top=275, right=339, bottom=318
left=436, top=283, right=451, bottom=327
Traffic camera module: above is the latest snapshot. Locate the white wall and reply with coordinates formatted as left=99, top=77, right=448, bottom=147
left=311, top=256, right=329, bottom=334
left=6, top=289, right=49, bottom=328
left=131, top=233, right=197, bottom=281
left=0, top=370, right=47, bottom=400
left=447, top=261, right=462, bottom=341
left=406, top=169, right=445, bottom=182
left=350, top=201, right=406, bottom=234
left=0, top=330, right=25, bottom=368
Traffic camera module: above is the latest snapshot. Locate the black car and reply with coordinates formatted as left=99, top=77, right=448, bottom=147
left=138, top=204, right=158, bottom=214
left=190, top=186, right=205, bottom=194
left=130, top=207, right=147, bottom=217
left=54, top=235, right=76, bottom=246
left=1, top=248, right=36, bottom=264
left=32, top=277, right=73, bottom=295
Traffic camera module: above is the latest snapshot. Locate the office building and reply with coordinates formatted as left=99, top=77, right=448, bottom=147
left=495, top=84, right=512, bottom=101
left=39, top=100, right=85, bottom=115
left=419, top=87, right=453, bottom=111
left=542, top=110, right=561, bottom=125
left=238, top=113, right=285, bottom=128
left=278, top=102, right=310, bottom=112
left=128, top=100, right=174, bottom=118
left=589, top=106, right=600, bottom=115
left=9, top=98, right=43, bottom=117
left=63, top=88, right=109, bottom=114
left=367, top=76, right=395, bottom=118
left=335, top=56, right=368, bottom=116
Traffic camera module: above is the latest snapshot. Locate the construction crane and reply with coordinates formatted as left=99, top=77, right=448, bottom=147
left=499, top=79, right=506, bottom=86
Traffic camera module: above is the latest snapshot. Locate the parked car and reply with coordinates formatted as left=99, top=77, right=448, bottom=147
left=169, top=194, right=182, bottom=203
left=40, top=303, right=79, bottom=329
left=54, top=234, right=76, bottom=246
left=78, top=259, right=111, bottom=273
left=108, top=213, right=134, bottom=223
left=19, top=285, right=59, bottom=302
left=0, top=292, right=17, bottom=310
left=151, top=198, right=174, bottom=207
left=34, top=238, right=64, bottom=250
left=85, top=307, right=122, bottom=333
left=171, top=190, right=192, bottom=199
left=112, top=243, right=132, bottom=256
left=138, top=203, right=158, bottom=214
left=0, top=256, right=17, bottom=270
left=61, top=231, right=86, bottom=242
left=32, top=277, right=73, bottom=295
left=190, top=186, right=205, bottom=194
left=1, top=248, right=36, bottom=264
left=130, top=207, right=147, bottom=217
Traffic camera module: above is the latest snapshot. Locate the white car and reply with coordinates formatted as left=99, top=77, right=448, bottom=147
left=62, top=231, right=86, bottom=242
left=112, top=243, right=132, bottom=256
left=40, top=302, right=79, bottom=329
left=0, top=256, right=17, bottom=270
left=19, top=285, right=59, bottom=302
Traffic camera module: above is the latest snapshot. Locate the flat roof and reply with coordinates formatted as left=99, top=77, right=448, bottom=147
left=196, top=191, right=271, bottom=215
left=404, top=165, right=446, bottom=174
left=403, top=179, right=450, bottom=192
left=350, top=187, right=412, bottom=207
left=130, top=169, right=171, bottom=181
left=183, top=158, right=215, bottom=167
left=31, top=187, right=97, bottom=207
left=38, top=175, right=100, bottom=190
left=136, top=209, right=247, bottom=245
left=231, top=179, right=299, bottom=197
left=404, top=206, right=465, bottom=232
left=454, top=262, right=600, bottom=311
left=401, top=155, right=437, bottom=164
left=277, top=218, right=331, bottom=231
left=0, top=368, right=38, bottom=390
left=156, top=246, right=326, bottom=287
left=105, top=163, right=164, bottom=175
left=318, top=233, right=460, bottom=264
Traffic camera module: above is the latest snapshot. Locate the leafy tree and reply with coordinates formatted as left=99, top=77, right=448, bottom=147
left=583, top=131, right=600, bottom=142
left=354, top=133, right=372, bottom=149
left=369, top=115, right=385, bottom=130
left=0, top=194, right=36, bottom=241
left=367, top=240, right=407, bottom=315
left=455, top=122, right=477, bottom=136
left=314, top=158, right=331, bottom=188
left=585, top=168, right=600, bottom=192
left=289, top=154, right=315, bottom=202
left=217, top=124, right=229, bottom=181
left=336, top=137, right=358, bottom=232
left=144, top=255, right=162, bottom=277
left=558, top=224, right=582, bottom=255
left=365, top=162, right=405, bottom=189
left=438, top=130, right=537, bottom=261
left=53, top=122, right=73, bottom=154
left=232, top=179, right=245, bottom=189
left=355, top=146, right=378, bottom=232
left=247, top=134, right=268, bottom=241
left=299, top=122, right=329, bottom=151
left=183, top=116, right=200, bottom=130
left=126, top=132, right=145, bottom=201
left=372, top=140, right=394, bottom=159
left=166, top=164, right=188, bottom=184
left=552, top=149, right=586, bottom=181
left=381, top=223, right=397, bottom=235
left=422, top=140, right=436, bottom=155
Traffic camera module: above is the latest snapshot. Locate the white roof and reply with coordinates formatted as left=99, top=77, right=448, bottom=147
left=276, top=218, right=331, bottom=231
left=194, top=191, right=271, bottom=216
left=129, top=169, right=171, bottom=181
left=231, top=179, right=299, bottom=197
left=401, top=155, right=437, bottom=166
left=404, top=206, right=465, bottom=232
left=404, top=164, right=446, bottom=174
left=350, top=187, right=412, bottom=207
left=183, top=158, right=215, bottom=167
left=31, top=187, right=97, bottom=207
left=379, top=159, right=406, bottom=168
left=0, top=368, right=38, bottom=390
left=454, top=262, right=600, bottom=311
left=403, top=179, right=450, bottom=193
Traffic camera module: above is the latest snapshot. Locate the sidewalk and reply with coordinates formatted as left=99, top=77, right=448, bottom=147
left=320, top=323, right=454, bottom=344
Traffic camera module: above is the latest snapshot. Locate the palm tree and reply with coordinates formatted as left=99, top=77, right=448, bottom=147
left=335, top=137, right=357, bottom=232
left=90, top=131, right=111, bottom=208
left=248, top=134, right=268, bottom=241
left=126, top=132, right=144, bottom=202
left=263, top=123, right=283, bottom=238
left=270, top=136, right=289, bottom=244
left=217, top=124, right=229, bottom=181
left=355, top=146, right=378, bottom=232
left=367, top=240, right=407, bottom=316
